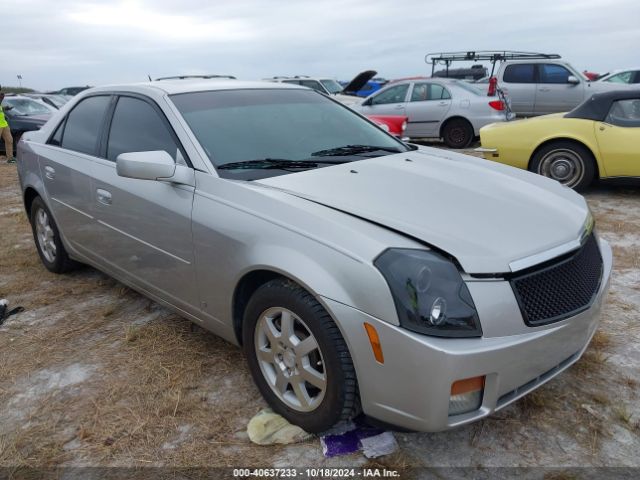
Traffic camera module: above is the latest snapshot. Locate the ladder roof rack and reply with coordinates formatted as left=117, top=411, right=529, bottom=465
left=425, top=51, right=562, bottom=77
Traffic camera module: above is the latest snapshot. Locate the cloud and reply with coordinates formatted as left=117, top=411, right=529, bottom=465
left=1, top=0, right=639, bottom=91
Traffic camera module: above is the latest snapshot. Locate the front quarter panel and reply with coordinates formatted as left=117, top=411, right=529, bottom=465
left=190, top=172, right=424, bottom=343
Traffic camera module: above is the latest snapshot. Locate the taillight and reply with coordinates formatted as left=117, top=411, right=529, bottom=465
left=401, top=121, right=407, bottom=131
left=488, top=100, right=505, bottom=111
left=487, top=76, right=497, bottom=97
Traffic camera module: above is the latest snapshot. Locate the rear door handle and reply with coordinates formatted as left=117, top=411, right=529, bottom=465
left=44, top=166, right=55, bottom=180
left=394, top=104, right=404, bottom=110
left=539, top=87, right=551, bottom=92
left=438, top=101, right=448, bottom=106
left=96, top=189, right=112, bottom=205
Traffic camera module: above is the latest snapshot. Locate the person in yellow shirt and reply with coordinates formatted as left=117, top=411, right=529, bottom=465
left=0, top=90, right=15, bottom=164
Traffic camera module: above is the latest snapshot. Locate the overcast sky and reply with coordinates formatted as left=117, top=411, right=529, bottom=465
left=3, top=0, right=639, bottom=91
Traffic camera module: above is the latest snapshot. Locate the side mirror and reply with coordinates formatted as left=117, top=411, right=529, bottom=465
left=362, top=98, right=373, bottom=107
left=567, top=75, right=580, bottom=85
left=116, top=151, right=194, bottom=186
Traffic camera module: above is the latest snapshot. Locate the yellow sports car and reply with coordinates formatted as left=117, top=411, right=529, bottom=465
left=477, top=90, right=640, bottom=190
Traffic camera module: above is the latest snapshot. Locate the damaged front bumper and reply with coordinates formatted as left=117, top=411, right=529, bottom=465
left=323, top=239, right=613, bottom=432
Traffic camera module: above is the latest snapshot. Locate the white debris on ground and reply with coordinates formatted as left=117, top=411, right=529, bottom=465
left=247, top=409, right=312, bottom=445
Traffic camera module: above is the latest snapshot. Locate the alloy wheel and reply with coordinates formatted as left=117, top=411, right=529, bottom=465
left=254, top=307, right=327, bottom=412
left=35, top=208, right=57, bottom=263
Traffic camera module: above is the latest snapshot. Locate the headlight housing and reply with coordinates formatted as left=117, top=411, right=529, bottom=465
left=374, top=249, right=482, bottom=337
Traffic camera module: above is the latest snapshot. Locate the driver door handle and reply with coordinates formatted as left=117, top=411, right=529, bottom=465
left=539, top=87, right=551, bottom=92
left=393, top=104, right=404, bottom=110
left=96, top=189, right=112, bottom=205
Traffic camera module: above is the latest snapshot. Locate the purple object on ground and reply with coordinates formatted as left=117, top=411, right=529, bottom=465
left=320, top=421, right=386, bottom=457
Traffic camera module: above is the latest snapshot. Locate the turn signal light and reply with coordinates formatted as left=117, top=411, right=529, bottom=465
left=363, top=322, right=384, bottom=364
left=449, top=375, right=485, bottom=415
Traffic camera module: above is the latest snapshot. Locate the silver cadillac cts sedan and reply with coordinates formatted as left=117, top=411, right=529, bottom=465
left=17, top=80, right=612, bottom=433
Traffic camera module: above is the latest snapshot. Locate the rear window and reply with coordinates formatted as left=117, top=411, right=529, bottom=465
left=503, top=64, right=535, bottom=83
left=450, top=80, right=481, bottom=95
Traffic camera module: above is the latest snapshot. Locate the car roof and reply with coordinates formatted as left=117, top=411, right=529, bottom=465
left=388, top=77, right=461, bottom=85
left=87, top=80, right=307, bottom=96
left=565, top=89, right=640, bottom=121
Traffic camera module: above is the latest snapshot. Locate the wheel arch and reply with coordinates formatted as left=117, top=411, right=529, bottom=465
left=439, top=115, right=473, bottom=138
left=231, top=267, right=352, bottom=347
left=23, top=186, right=41, bottom=216
left=529, top=137, right=601, bottom=179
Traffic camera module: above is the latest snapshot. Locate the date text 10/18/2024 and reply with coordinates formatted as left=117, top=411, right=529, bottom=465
left=233, top=468, right=401, bottom=478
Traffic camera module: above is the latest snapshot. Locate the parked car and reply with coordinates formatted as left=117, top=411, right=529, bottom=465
left=493, top=59, right=633, bottom=116
left=356, top=78, right=513, bottom=148
left=267, top=71, right=376, bottom=106
left=366, top=115, right=407, bottom=136
left=597, top=68, right=640, bottom=84
left=477, top=90, right=640, bottom=190
left=25, top=93, right=69, bottom=110
left=0, top=95, right=51, bottom=155
left=18, top=80, right=611, bottom=433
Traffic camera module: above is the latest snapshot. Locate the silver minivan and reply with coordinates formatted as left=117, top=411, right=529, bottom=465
left=17, top=80, right=611, bottom=433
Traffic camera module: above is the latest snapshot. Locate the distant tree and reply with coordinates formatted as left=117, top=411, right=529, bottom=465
left=1, top=86, right=36, bottom=94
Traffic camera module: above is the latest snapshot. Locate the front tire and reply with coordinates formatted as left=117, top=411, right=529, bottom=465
left=530, top=141, right=595, bottom=191
left=442, top=118, right=474, bottom=148
left=29, top=196, right=78, bottom=273
left=243, top=279, right=360, bottom=433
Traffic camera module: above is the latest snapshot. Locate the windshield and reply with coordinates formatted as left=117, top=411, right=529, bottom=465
left=3, top=98, right=52, bottom=115
left=451, top=80, right=481, bottom=95
left=46, top=95, right=68, bottom=108
left=320, top=79, right=344, bottom=94
left=171, top=89, right=407, bottom=179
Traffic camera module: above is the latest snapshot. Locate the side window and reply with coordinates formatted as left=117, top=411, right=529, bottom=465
left=370, top=84, right=409, bottom=105
left=48, top=120, right=64, bottom=146
left=503, top=64, right=535, bottom=83
left=107, top=96, right=181, bottom=162
left=410, top=83, right=451, bottom=102
left=606, top=72, right=633, bottom=84
left=606, top=99, right=640, bottom=128
left=410, top=83, right=428, bottom=102
left=429, top=84, right=451, bottom=100
left=60, top=96, right=111, bottom=155
left=539, top=64, right=573, bottom=84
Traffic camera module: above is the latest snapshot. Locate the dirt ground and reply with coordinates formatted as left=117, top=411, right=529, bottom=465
left=0, top=148, right=638, bottom=476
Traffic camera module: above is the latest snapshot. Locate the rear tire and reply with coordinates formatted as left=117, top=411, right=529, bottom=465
left=529, top=141, right=595, bottom=191
left=442, top=118, right=474, bottom=148
left=30, top=196, right=78, bottom=273
left=243, top=279, right=360, bottom=433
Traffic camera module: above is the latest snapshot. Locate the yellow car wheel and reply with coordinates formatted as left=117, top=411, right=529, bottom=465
left=530, top=141, right=595, bottom=191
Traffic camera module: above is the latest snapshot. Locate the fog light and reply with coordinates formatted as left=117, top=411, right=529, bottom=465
left=449, top=376, right=485, bottom=416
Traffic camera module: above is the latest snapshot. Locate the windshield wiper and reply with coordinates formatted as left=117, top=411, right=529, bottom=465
left=218, top=159, right=316, bottom=171
left=218, top=156, right=363, bottom=171
left=311, top=144, right=404, bottom=157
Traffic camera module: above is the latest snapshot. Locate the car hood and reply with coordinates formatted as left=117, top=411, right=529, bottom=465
left=256, top=148, right=589, bottom=274
left=11, top=114, right=50, bottom=123
left=341, top=70, right=377, bottom=96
